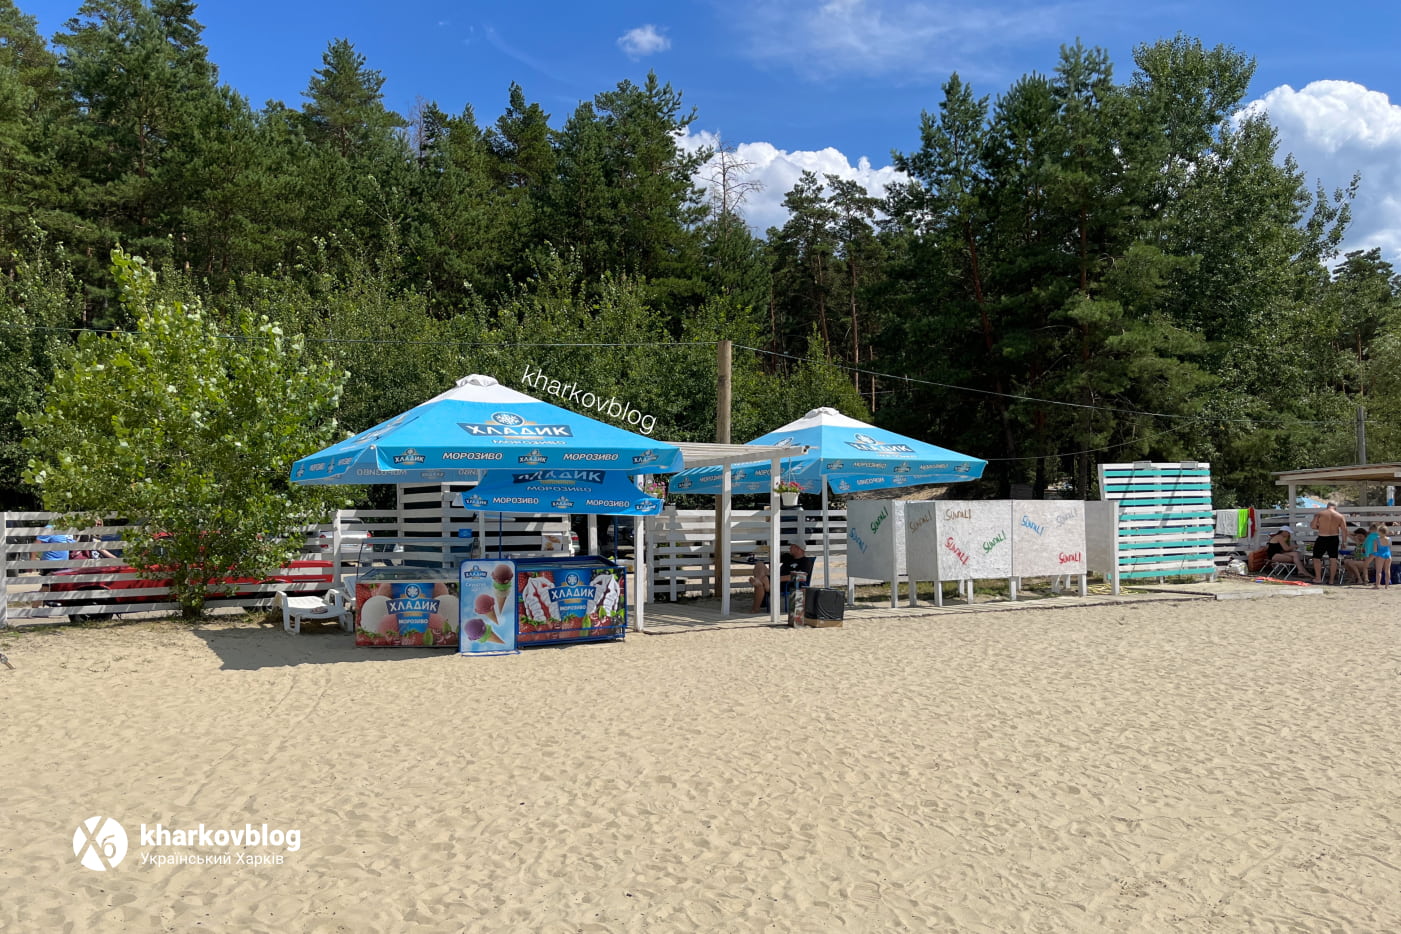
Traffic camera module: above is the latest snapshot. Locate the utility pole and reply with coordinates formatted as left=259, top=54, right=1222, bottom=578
left=1357, top=405, right=1367, bottom=465
left=716, top=340, right=732, bottom=445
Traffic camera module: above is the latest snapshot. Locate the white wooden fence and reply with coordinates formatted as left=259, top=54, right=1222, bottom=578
left=1, top=504, right=573, bottom=626
left=643, top=507, right=847, bottom=601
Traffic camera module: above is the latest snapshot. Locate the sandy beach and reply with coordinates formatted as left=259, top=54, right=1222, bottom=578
left=4, top=587, right=1400, bottom=933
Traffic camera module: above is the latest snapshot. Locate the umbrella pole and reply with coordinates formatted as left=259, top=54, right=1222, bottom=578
left=770, top=455, right=781, bottom=626
left=719, top=468, right=732, bottom=616
left=822, top=483, right=831, bottom=589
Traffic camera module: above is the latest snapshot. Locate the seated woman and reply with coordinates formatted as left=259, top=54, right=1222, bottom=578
left=1343, top=526, right=1372, bottom=584
left=1264, top=528, right=1308, bottom=576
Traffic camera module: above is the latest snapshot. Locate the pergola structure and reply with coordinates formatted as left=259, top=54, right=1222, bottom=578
left=1272, top=462, right=1401, bottom=527
left=644, top=442, right=810, bottom=628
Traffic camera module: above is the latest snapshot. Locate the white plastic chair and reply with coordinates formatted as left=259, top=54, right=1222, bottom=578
left=275, top=589, right=351, bottom=634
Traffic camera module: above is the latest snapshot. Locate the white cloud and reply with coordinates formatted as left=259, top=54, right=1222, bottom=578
left=726, top=0, right=1092, bottom=81
left=617, top=25, right=671, bottom=60
left=681, top=128, right=907, bottom=234
left=1240, top=81, right=1401, bottom=266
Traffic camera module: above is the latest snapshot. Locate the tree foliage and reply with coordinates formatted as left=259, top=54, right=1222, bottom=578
left=1, top=12, right=1391, bottom=520
left=22, top=250, right=345, bottom=617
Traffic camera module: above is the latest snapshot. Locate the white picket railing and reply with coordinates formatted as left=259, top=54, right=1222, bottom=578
left=643, top=507, right=847, bottom=601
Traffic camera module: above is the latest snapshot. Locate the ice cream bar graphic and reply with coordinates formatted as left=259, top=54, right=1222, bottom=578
left=587, top=573, right=621, bottom=617
left=520, top=576, right=554, bottom=622
left=472, top=591, right=497, bottom=624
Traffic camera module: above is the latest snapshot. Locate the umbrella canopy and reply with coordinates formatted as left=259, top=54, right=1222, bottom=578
left=457, top=469, right=665, bottom=517
left=290, top=374, right=682, bottom=485
left=668, top=407, right=986, bottom=495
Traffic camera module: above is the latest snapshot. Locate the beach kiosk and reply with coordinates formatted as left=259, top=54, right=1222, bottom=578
left=289, top=375, right=681, bottom=645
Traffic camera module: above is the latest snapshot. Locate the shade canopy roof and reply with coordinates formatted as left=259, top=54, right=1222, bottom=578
left=1273, top=463, right=1401, bottom=486
left=668, top=407, right=986, bottom=495
left=290, top=374, right=683, bottom=485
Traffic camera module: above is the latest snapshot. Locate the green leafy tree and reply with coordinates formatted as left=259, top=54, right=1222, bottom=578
left=22, top=251, right=345, bottom=618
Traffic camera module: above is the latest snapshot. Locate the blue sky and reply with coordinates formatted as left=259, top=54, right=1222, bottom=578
left=17, top=0, right=1401, bottom=260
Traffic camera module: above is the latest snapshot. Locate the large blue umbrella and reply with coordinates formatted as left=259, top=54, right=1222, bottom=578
left=290, top=375, right=682, bottom=485
left=668, top=407, right=985, bottom=495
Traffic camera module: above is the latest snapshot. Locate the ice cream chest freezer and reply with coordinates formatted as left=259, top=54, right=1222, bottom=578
left=513, top=556, right=627, bottom=646
left=354, top=567, right=459, bottom=648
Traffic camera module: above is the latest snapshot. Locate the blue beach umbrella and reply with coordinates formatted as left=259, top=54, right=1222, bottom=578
left=290, top=374, right=681, bottom=486
left=668, top=407, right=986, bottom=496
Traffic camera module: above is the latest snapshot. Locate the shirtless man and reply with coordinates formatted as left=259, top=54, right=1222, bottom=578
left=1310, top=501, right=1349, bottom=583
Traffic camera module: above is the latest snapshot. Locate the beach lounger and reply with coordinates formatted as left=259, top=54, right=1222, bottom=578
left=276, top=589, right=351, bottom=634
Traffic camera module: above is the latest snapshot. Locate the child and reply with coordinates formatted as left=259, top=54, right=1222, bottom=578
left=1376, top=523, right=1393, bottom=590
left=1364, top=524, right=1383, bottom=589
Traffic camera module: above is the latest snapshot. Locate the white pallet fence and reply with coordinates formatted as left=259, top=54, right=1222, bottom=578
left=643, top=507, right=847, bottom=602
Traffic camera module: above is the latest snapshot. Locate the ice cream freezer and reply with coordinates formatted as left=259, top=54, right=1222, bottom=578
left=460, top=556, right=626, bottom=650
left=354, top=568, right=460, bottom=648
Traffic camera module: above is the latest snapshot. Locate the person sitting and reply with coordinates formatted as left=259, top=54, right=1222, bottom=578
left=32, top=527, right=76, bottom=574
left=1263, top=528, right=1308, bottom=576
left=1342, top=527, right=1372, bottom=584
left=750, top=541, right=815, bottom=613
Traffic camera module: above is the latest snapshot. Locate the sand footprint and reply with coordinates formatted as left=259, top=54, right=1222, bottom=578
left=850, top=880, right=883, bottom=906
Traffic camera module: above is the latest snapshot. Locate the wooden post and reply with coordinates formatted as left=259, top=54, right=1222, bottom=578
left=714, top=339, right=732, bottom=598
left=0, top=511, right=9, bottom=629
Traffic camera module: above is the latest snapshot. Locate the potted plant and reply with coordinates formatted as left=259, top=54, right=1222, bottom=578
left=643, top=478, right=667, bottom=500
left=774, top=480, right=803, bottom=508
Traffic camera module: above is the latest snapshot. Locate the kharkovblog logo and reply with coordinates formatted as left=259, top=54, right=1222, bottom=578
left=846, top=433, right=915, bottom=455
left=458, top=412, right=573, bottom=438
left=74, top=816, right=128, bottom=871
left=392, top=448, right=426, bottom=466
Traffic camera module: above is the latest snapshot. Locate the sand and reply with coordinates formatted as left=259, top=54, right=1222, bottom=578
left=3, top=588, right=1401, bottom=933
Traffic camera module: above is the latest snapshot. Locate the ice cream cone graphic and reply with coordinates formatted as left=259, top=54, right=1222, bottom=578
left=473, top=592, right=498, bottom=624
left=490, top=563, right=512, bottom=613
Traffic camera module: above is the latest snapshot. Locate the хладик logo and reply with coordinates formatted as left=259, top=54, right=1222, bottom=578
left=74, top=816, right=128, bottom=871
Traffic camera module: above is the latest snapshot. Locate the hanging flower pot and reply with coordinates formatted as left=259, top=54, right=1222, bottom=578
left=780, top=492, right=800, bottom=508
left=775, top=481, right=802, bottom=508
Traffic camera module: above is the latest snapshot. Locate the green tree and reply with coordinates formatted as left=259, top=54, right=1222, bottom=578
left=0, top=0, right=65, bottom=263
left=22, top=251, right=345, bottom=618
left=0, top=232, right=83, bottom=508
left=545, top=72, right=708, bottom=318
left=48, top=0, right=222, bottom=309
left=767, top=171, right=837, bottom=358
